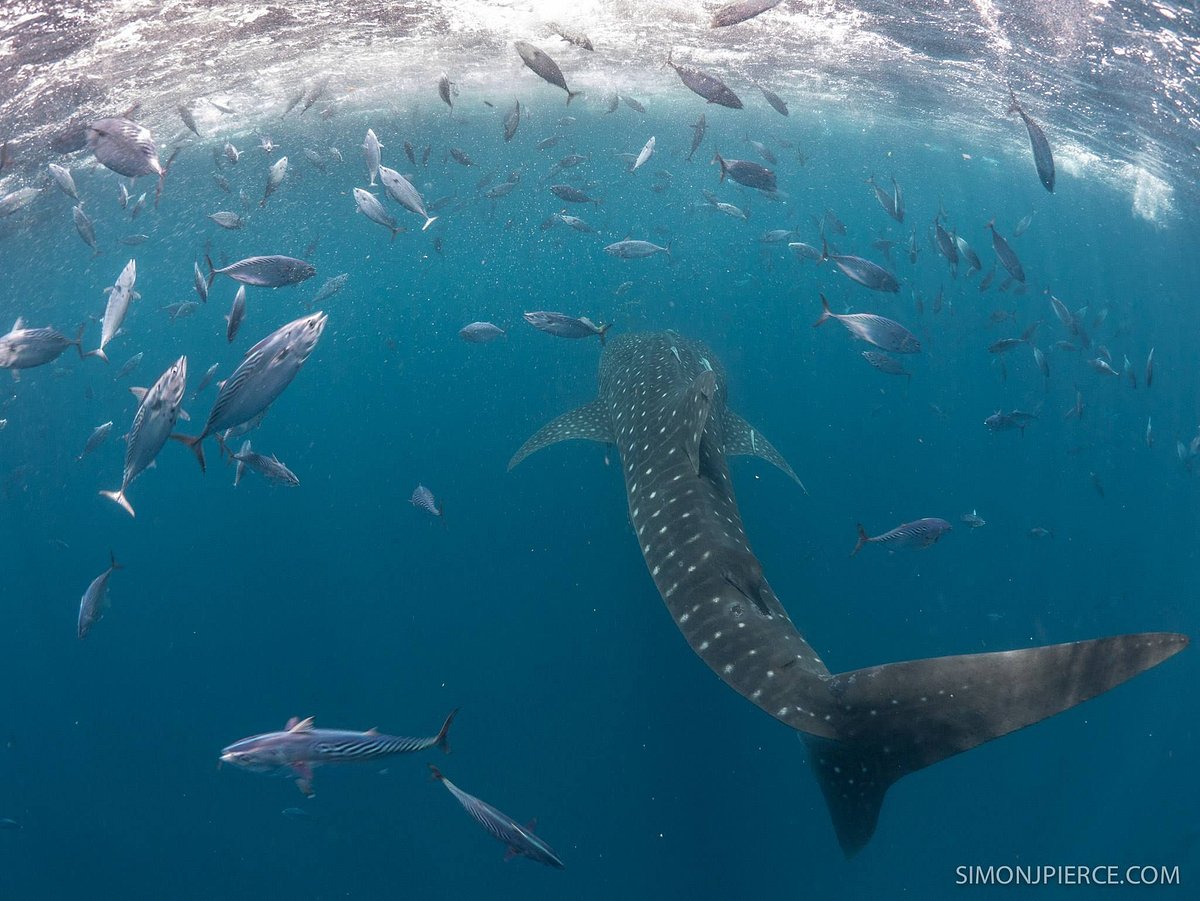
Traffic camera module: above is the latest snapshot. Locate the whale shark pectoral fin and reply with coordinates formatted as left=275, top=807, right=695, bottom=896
left=508, top=399, right=614, bottom=471
left=802, top=631, right=1188, bottom=857
left=682, top=370, right=717, bottom=475
left=724, top=410, right=807, bottom=493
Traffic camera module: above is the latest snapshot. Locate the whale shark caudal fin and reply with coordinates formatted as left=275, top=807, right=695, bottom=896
left=507, top=399, right=614, bottom=470
left=723, top=409, right=807, bottom=492
left=800, top=631, right=1188, bottom=856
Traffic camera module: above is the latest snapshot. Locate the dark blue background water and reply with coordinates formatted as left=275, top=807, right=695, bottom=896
left=0, top=89, right=1195, bottom=898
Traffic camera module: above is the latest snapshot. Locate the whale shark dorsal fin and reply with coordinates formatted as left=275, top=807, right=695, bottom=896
left=683, top=370, right=717, bottom=476
left=724, top=410, right=807, bottom=494
left=508, top=398, right=614, bottom=470
left=287, top=716, right=315, bottom=733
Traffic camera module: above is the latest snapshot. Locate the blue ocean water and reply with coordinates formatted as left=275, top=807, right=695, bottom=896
left=0, top=49, right=1197, bottom=901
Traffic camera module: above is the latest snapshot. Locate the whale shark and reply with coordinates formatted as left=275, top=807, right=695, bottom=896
left=510, top=331, right=1187, bottom=855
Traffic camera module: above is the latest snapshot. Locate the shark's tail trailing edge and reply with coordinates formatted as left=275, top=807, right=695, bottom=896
left=801, top=631, right=1188, bottom=857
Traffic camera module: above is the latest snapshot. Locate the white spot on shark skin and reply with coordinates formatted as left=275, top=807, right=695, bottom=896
left=679, top=612, right=689, bottom=623
left=751, top=689, right=763, bottom=699
left=723, top=664, right=734, bottom=674
left=699, top=641, right=709, bottom=651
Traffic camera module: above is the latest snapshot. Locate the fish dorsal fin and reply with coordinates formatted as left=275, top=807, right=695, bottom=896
left=508, top=398, right=614, bottom=471
left=723, top=410, right=808, bottom=494
left=524, top=817, right=537, bottom=832
left=287, top=716, right=315, bottom=732
left=11, top=318, right=24, bottom=330
left=503, top=846, right=519, bottom=862
left=364, top=727, right=379, bottom=736
left=129, top=386, right=148, bottom=402
left=682, top=370, right=717, bottom=476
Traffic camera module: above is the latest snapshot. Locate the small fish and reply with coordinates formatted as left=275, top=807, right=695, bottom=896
left=459, top=322, right=506, bottom=343
left=129, top=192, right=147, bottom=219
left=1090, top=471, right=1105, bottom=498
left=615, top=281, right=634, bottom=296
left=208, top=211, right=245, bottom=230
left=162, top=301, right=200, bottom=321
left=687, top=114, right=707, bottom=161
left=621, top=94, right=646, bottom=113
left=788, top=242, right=821, bottom=262
left=206, top=255, right=315, bottom=288
left=861, top=350, right=910, bottom=379
left=1064, top=388, right=1085, bottom=420
left=666, top=51, right=742, bottom=109
left=73, top=205, right=99, bottom=255
left=49, top=163, right=79, bottom=199
left=120, top=233, right=149, bottom=245
left=759, top=230, right=796, bottom=244
left=118, top=183, right=129, bottom=209
left=1145, top=416, right=1154, bottom=449
left=711, top=0, right=783, bottom=27
left=88, top=259, right=139, bottom=362
left=536, top=135, right=562, bottom=151
left=630, top=136, right=655, bottom=173
left=377, top=166, right=437, bottom=231
left=524, top=311, right=610, bottom=342
left=100, top=356, right=188, bottom=517
left=745, top=138, right=776, bottom=165
left=411, top=484, right=444, bottom=519
left=867, top=175, right=901, bottom=222
left=213, top=173, right=231, bottom=193
left=232, top=441, right=299, bottom=487
left=303, top=148, right=326, bottom=171
left=755, top=82, right=788, bottom=116
left=362, top=129, right=383, bottom=186
left=852, top=519, right=952, bottom=556
left=115, top=351, right=143, bottom=379
left=449, top=147, right=475, bottom=167
left=438, top=74, right=455, bottom=109
left=552, top=25, right=594, bottom=51
left=78, top=551, right=122, bottom=639
left=0, top=187, right=39, bottom=217
left=1033, top=345, right=1049, bottom=379
left=503, top=99, right=521, bottom=142
left=933, top=217, right=958, bottom=266
left=814, top=296, right=918, bottom=353
left=221, top=711, right=457, bottom=797
left=821, top=241, right=899, bottom=293
left=0, top=319, right=84, bottom=370
left=984, top=409, right=1039, bottom=434
left=0, top=818, right=21, bottom=830
left=77, top=421, right=114, bottom=461
left=953, top=233, right=982, bottom=273
left=353, top=188, right=403, bottom=240
left=1145, top=347, right=1155, bottom=389
left=193, top=260, right=209, bottom=303
left=196, top=362, right=220, bottom=393
left=514, top=42, right=580, bottom=104
left=226, top=286, right=246, bottom=342
left=1007, top=88, right=1055, bottom=193
left=556, top=213, right=595, bottom=233
left=1013, top=210, right=1035, bottom=236
left=1088, top=357, right=1121, bottom=378
left=960, top=510, right=986, bottom=529
left=309, top=274, right=348, bottom=306
left=259, top=136, right=276, bottom=154
left=1029, top=527, right=1054, bottom=539
left=986, top=220, right=1025, bottom=283
left=604, top=239, right=669, bottom=260
left=260, top=156, right=288, bottom=207
left=223, top=142, right=240, bottom=165
left=281, top=808, right=309, bottom=818
left=711, top=153, right=775, bottom=192
left=549, top=184, right=599, bottom=205
left=429, top=766, right=564, bottom=868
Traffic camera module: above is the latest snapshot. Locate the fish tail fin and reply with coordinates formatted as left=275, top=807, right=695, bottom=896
left=711, top=152, right=726, bottom=180
left=566, top=89, right=581, bottom=105
left=390, top=227, right=399, bottom=242
left=108, top=549, right=123, bottom=570
left=99, top=489, right=134, bottom=518
left=427, top=763, right=445, bottom=782
left=801, top=632, right=1186, bottom=856
left=170, top=433, right=206, bottom=473
left=85, top=348, right=109, bottom=363
left=597, top=323, right=612, bottom=345
left=434, top=708, right=459, bottom=754
left=422, top=215, right=438, bottom=231
left=72, top=325, right=87, bottom=357
left=812, top=294, right=834, bottom=328
left=819, top=238, right=830, bottom=262
left=204, top=254, right=217, bottom=289
left=1006, top=86, right=1020, bottom=116
left=851, top=522, right=869, bottom=556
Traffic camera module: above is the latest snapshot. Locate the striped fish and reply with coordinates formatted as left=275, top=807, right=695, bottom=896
left=429, top=766, right=564, bottom=868
left=852, top=518, right=952, bottom=557
left=411, top=484, right=443, bottom=519
left=221, top=710, right=457, bottom=798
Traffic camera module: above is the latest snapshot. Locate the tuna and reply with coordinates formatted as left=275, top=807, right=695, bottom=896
left=711, top=0, right=783, bottom=27
left=226, top=286, right=246, bottom=342
left=1007, top=88, right=1055, bottom=192
left=206, top=255, right=316, bottom=288
left=821, top=241, right=899, bottom=293
left=604, top=239, right=670, bottom=260
left=459, top=322, right=506, bottom=343
left=853, top=518, right=952, bottom=556
left=362, top=128, right=383, bottom=186
left=524, top=311, right=610, bottom=342
left=986, top=220, right=1026, bottom=283
left=232, top=441, right=299, bottom=487
left=813, top=295, right=920, bottom=353
left=666, top=52, right=743, bottom=108
left=0, top=319, right=84, bottom=369
left=711, top=153, right=775, bottom=191
left=78, top=552, right=122, bottom=639
left=377, top=166, right=437, bottom=231
left=353, top=188, right=403, bottom=240
left=514, top=42, right=580, bottom=104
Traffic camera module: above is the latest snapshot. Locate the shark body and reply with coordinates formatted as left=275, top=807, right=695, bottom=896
left=510, top=331, right=1187, bottom=854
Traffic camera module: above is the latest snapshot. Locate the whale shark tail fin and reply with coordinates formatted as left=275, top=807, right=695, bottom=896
left=802, top=632, right=1187, bottom=856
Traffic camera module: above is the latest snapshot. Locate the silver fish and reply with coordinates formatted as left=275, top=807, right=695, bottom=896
left=429, top=766, right=564, bottom=869
left=513, top=42, right=580, bottom=104
left=260, top=155, right=288, bottom=207
left=173, top=313, right=327, bottom=471
left=49, top=163, right=79, bottom=199
left=117, top=183, right=129, bottom=209
left=1014, top=210, right=1035, bottom=236
left=0, top=319, right=84, bottom=369
left=711, top=0, right=783, bottom=28
left=209, top=211, right=245, bottom=229
left=73, top=205, right=99, bottom=255
left=120, top=234, right=149, bottom=245
left=604, top=239, right=669, bottom=260
left=986, top=220, right=1026, bottom=283
left=666, top=51, right=742, bottom=108
left=115, top=351, right=143, bottom=379
left=77, top=421, right=114, bottom=461
left=813, top=295, right=919, bottom=353
left=206, top=255, right=315, bottom=288
left=377, top=166, right=437, bottom=231
left=961, top=510, right=987, bottom=529
left=129, top=192, right=146, bottom=219
left=353, top=188, right=402, bottom=240
left=549, top=184, right=599, bottom=205
left=631, top=136, right=655, bottom=173
left=78, top=551, right=122, bottom=639
left=788, top=241, right=821, bottom=261
left=852, top=518, right=952, bottom=556
left=362, top=129, right=383, bottom=186
left=309, top=273, right=348, bottom=306
left=1007, top=89, right=1055, bottom=193
left=621, top=94, right=646, bottom=113
left=232, top=440, right=299, bottom=487
left=86, top=117, right=164, bottom=181
left=552, top=25, right=594, bottom=51
left=196, top=362, right=220, bottom=394
left=99, top=355, right=188, bottom=517
left=524, top=311, right=610, bottom=342
left=459, top=322, right=506, bottom=343
left=985, top=409, right=1039, bottom=434
left=1145, top=347, right=1155, bottom=388
left=821, top=242, right=899, bottom=293
left=0, top=187, right=40, bottom=217
left=687, top=113, right=707, bottom=160
left=867, top=175, right=900, bottom=222
left=226, top=286, right=246, bottom=342
left=556, top=213, right=595, bottom=233
left=861, top=350, right=910, bottom=379
left=178, top=104, right=200, bottom=136
left=222, top=712, right=456, bottom=797
left=223, top=142, right=240, bottom=164
left=437, top=75, right=454, bottom=109
left=503, top=99, right=521, bottom=142
left=193, top=260, right=208, bottom=303
left=712, top=153, right=775, bottom=191
left=88, top=259, right=139, bottom=362
left=755, top=82, right=788, bottom=116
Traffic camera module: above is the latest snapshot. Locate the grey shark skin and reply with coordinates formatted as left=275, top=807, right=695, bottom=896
left=509, top=331, right=1187, bottom=855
